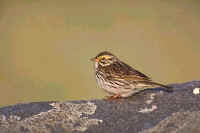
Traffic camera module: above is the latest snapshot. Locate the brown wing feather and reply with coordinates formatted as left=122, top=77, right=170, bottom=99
left=103, top=61, right=151, bottom=81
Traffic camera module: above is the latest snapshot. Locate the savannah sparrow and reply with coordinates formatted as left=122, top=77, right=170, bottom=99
left=90, top=51, right=172, bottom=99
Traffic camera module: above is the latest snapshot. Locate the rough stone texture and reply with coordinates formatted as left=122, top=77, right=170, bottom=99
left=0, top=81, right=200, bottom=133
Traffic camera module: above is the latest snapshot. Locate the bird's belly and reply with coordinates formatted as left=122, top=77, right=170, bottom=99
left=97, top=78, right=131, bottom=95
left=103, top=86, right=120, bottom=95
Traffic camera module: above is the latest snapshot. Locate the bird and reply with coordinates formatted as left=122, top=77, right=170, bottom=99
left=90, top=51, right=172, bottom=99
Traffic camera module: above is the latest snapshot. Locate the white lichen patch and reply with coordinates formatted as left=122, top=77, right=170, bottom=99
left=32, top=101, right=103, bottom=132
left=49, top=101, right=103, bottom=132
left=0, top=101, right=103, bottom=132
left=0, top=114, right=21, bottom=122
left=193, top=88, right=200, bottom=95
left=9, top=115, right=21, bottom=121
left=139, top=105, right=157, bottom=113
left=0, top=114, right=6, bottom=121
left=146, top=93, right=156, bottom=104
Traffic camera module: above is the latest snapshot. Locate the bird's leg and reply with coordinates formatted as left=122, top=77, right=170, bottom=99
left=104, top=94, right=121, bottom=101
left=113, top=94, right=121, bottom=99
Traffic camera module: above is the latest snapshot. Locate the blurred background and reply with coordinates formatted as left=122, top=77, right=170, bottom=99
left=0, top=0, right=199, bottom=107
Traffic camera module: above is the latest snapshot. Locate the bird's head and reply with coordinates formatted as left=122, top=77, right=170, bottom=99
left=90, top=51, right=118, bottom=67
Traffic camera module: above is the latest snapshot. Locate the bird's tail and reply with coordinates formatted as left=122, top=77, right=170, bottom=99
left=139, top=81, right=173, bottom=92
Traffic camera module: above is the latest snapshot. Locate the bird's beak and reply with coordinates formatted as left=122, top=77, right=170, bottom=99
left=90, top=57, right=98, bottom=62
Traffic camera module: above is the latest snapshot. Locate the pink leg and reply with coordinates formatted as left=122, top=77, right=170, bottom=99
left=104, top=94, right=121, bottom=101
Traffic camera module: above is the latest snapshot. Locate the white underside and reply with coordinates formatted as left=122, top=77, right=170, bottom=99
left=96, top=74, right=146, bottom=97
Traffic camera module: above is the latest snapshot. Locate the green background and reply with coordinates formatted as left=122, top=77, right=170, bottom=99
left=0, top=0, right=200, bottom=106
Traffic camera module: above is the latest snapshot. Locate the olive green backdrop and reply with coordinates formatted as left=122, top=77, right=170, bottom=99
left=0, top=0, right=200, bottom=106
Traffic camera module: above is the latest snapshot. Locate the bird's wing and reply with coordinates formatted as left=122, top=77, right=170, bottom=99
left=105, top=61, right=151, bottom=81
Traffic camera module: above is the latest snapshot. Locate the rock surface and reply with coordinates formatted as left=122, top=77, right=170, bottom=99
left=0, top=81, right=200, bottom=133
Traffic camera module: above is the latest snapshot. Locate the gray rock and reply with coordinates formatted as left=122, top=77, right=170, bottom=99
left=0, top=81, right=200, bottom=133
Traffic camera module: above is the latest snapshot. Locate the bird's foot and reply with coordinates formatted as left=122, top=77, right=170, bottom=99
left=104, top=94, right=122, bottom=101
